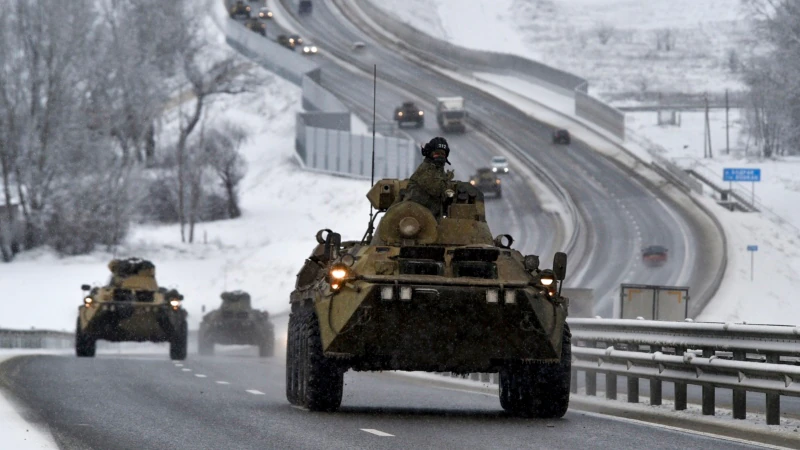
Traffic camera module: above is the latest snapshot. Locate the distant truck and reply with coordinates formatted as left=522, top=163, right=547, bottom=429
left=436, top=96, right=466, bottom=133
left=299, top=0, right=312, bottom=15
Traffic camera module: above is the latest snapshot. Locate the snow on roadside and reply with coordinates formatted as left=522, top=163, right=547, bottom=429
left=0, top=351, right=63, bottom=449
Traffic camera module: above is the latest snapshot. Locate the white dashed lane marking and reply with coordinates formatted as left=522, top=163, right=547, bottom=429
left=246, top=390, right=265, bottom=395
left=182, top=368, right=191, bottom=372
left=216, top=381, right=230, bottom=385
left=195, top=374, right=207, bottom=378
left=361, top=429, right=394, bottom=437
left=174, top=364, right=183, bottom=367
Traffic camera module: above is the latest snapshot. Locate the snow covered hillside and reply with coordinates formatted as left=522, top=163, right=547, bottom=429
left=0, top=32, right=370, bottom=332
left=372, top=0, right=748, bottom=100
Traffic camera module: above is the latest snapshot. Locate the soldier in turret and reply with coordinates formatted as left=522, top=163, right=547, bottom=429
left=402, top=137, right=454, bottom=220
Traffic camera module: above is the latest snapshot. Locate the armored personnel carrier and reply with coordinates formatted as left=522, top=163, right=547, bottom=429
left=198, top=291, right=275, bottom=357
left=286, top=178, right=571, bottom=416
left=76, top=258, right=188, bottom=360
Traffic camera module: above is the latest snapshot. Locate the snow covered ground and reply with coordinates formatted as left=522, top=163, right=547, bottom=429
left=628, top=110, right=800, bottom=324
left=371, top=0, right=748, bottom=100
left=0, top=13, right=370, bottom=332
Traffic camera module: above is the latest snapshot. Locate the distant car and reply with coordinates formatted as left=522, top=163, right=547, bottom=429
left=490, top=156, right=509, bottom=174
left=642, top=245, right=668, bottom=267
left=302, top=44, right=318, bottom=55
left=277, top=34, right=296, bottom=51
left=553, top=129, right=571, bottom=145
left=352, top=41, right=366, bottom=51
left=289, top=34, right=303, bottom=46
left=394, top=101, right=424, bottom=128
left=469, top=168, right=502, bottom=198
left=258, top=7, right=273, bottom=19
left=244, top=18, right=266, bottom=36
left=229, top=1, right=251, bottom=19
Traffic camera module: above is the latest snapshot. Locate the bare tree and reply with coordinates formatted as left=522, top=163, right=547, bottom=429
left=203, top=122, right=249, bottom=220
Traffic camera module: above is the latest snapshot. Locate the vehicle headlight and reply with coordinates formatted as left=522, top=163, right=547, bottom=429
left=397, top=111, right=403, bottom=117
left=540, top=270, right=555, bottom=286
left=504, top=168, right=509, bottom=172
left=492, top=167, right=497, bottom=172
left=268, top=12, right=273, bottom=17
left=418, top=111, right=424, bottom=116
left=304, top=46, right=310, bottom=52
left=170, top=299, right=181, bottom=308
left=311, top=46, right=317, bottom=53
left=330, top=267, right=348, bottom=280
left=84, top=297, right=93, bottom=305
left=470, top=180, right=475, bottom=185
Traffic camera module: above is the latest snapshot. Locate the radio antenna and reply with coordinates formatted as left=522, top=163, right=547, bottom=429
left=365, top=64, right=378, bottom=243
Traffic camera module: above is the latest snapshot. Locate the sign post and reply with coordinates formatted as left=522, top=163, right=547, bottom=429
left=723, top=168, right=761, bottom=207
left=747, top=245, right=758, bottom=281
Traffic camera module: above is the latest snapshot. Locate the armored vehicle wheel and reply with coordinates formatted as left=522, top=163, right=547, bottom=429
left=286, top=312, right=301, bottom=405
left=170, top=321, right=188, bottom=360
left=198, top=332, right=214, bottom=356
left=75, top=318, right=96, bottom=358
left=298, top=308, right=343, bottom=411
left=500, top=324, right=571, bottom=418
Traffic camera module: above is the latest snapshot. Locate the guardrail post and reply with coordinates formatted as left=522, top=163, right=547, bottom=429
left=766, top=354, right=781, bottom=425
left=732, top=350, right=746, bottom=420
left=627, top=376, right=639, bottom=403
left=606, top=373, right=617, bottom=400
left=674, top=346, right=687, bottom=411
left=702, top=349, right=715, bottom=415
left=570, top=367, right=578, bottom=394
left=650, top=346, right=662, bottom=406
left=585, top=370, right=597, bottom=396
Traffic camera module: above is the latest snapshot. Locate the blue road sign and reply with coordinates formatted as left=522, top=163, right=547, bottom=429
left=724, top=168, right=761, bottom=182
left=747, top=245, right=758, bottom=251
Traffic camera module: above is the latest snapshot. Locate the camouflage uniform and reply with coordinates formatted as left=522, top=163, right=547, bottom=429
left=404, top=158, right=449, bottom=220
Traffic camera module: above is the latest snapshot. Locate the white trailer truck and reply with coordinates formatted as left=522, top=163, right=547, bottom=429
left=436, top=96, right=466, bottom=133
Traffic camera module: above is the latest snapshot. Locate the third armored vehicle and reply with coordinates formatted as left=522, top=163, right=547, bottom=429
left=286, top=177, right=571, bottom=416
left=198, top=291, right=275, bottom=357
left=77, top=258, right=187, bottom=360
left=469, top=168, right=502, bottom=198
left=394, top=101, right=424, bottom=128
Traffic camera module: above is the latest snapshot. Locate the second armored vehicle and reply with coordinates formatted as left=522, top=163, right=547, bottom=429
left=394, top=101, right=425, bottom=128
left=277, top=34, right=296, bottom=51
left=469, top=168, right=502, bottom=198
left=76, top=258, right=188, bottom=360
left=198, top=291, right=275, bottom=357
left=229, top=1, right=251, bottom=19
left=245, top=18, right=266, bottom=36
left=286, top=178, right=571, bottom=417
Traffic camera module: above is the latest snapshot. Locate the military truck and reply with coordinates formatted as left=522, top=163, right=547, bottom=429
left=244, top=17, right=266, bottom=36
left=393, top=101, right=425, bottom=128
left=436, top=96, right=466, bottom=133
left=286, top=178, right=571, bottom=416
left=469, top=168, right=502, bottom=198
left=229, top=1, right=251, bottom=19
left=198, top=291, right=275, bottom=357
left=277, top=34, right=296, bottom=51
left=76, top=258, right=188, bottom=360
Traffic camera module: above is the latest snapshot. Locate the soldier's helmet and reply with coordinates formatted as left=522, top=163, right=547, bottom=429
left=421, top=137, right=450, bottom=165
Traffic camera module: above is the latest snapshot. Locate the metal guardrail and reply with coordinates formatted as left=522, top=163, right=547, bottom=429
left=570, top=318, right=800, bottom=425
left=0, top=329, right=74, bottom=349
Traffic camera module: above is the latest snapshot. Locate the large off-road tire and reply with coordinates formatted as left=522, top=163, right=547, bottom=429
left=170, top=321, right=188, bottom=361
left=500, top=324, right=571, bottom=418
left=299, top=308, right=343, bottom=411
left=198, top=330, right=214, bottom=356
left=286, top=312, right=300, bottom=405
left=75, top=318, right=96, bottom=358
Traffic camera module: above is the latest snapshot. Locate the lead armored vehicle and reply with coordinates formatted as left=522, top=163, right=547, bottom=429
left=286, top=178, right=571, bottom=416
left=76, top=258, right=187, bottom=360
left=198, top=291, right=275, bottom=357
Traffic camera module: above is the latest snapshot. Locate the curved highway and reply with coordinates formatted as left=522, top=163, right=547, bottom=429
left=271, top=0, right=721, bottom=317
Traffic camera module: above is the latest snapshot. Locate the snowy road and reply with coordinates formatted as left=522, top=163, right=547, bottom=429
left=0, top=349, right=767, bottom=450
left=270, top=0, right=722, bottom=317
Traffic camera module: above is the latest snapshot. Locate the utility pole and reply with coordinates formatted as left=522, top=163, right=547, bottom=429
left=704, top=94, right=713, bottom=158
left=725, top=89, right=730, bottom=155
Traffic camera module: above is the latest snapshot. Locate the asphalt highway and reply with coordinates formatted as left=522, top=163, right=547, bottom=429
left=0, top=349, right=767, bottom=450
